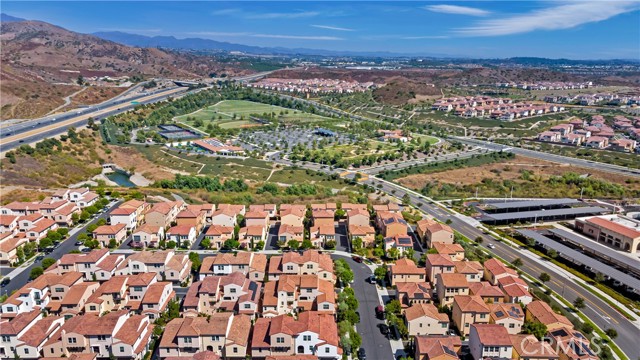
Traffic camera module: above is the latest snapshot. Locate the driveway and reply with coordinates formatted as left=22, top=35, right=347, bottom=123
left=331, top=254, right=394, bottom=360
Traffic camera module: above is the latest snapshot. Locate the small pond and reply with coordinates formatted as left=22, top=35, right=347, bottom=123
left=106, top=170, right=136, bottom=187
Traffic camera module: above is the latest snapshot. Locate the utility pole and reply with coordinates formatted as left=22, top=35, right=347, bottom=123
left=510, top=186, right=514, bottom=199
left=580, top=187, right=584, bottom=199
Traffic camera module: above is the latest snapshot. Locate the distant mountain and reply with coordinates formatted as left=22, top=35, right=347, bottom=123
left=92, top=31, right=450, bottom=58
left=1, top=13, right=25, bottom=22
left=0, top=18, right=248, bottom=119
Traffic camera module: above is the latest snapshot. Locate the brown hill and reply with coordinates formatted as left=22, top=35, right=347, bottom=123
left=0, top=20, right=247, bottom=119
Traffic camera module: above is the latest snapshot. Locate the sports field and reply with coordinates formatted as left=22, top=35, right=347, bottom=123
left=175, top=100, right=332, bottom=129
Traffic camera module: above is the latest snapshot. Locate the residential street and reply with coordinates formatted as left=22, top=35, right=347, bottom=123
left=331, top=253, right=396, bottom=360
left=275, top=157, right=639, bottom=359
left=1, top=200, right=121, bottom=297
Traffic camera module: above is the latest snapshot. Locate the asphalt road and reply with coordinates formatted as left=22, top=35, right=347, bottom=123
left=331, top=253, right=395, bottom=360
left=278, top=156, right=638, bottom=358
left=365, top=178, right=638, bottom=358
left=1, top=200, right=121, bottom=297
left=1, top=87, right=188, bottom=152
left=454, top=137, right=640, bottom=178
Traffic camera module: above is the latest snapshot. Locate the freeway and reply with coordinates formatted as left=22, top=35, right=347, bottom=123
left=454, top=137, right=640, bottom=178
left=0, top=87, right=187, bottom=152
left=275, top=157, right=638, bottom=359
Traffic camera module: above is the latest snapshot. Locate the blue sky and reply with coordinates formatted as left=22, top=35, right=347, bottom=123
left=3, top=1, right=640, bottom=59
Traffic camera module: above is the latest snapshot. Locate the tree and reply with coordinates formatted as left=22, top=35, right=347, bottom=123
left=189, top=252, right=201, bottom=272
left=445, top=219, right=452, bottom=225
left=334, top=259, right=354, bottom=285
left=288, top=239, right=300, bottom=251
left=325, top=240, right=336, bottom=250
left=548, top=249, right=558, bottom=259
left=374, top=266, right=387, bottom=281
left=475, top=236, right=483, bottom=244
left=385, top=299, right=402, bottom=316
left=352, top=237, right=363, bottom=250
left=605, top=328, right=618, bottom=339
left=77, top=75, right=84, bottom=85
left=30, top=266, right=44, bottom=280
left=580, top=323, right=594, bottom=335
left=108, top=239, right=118, bottom=249
left=39, top=238, right=53, bottom=250
left=166, top=240, right=177, bottom=249
left=200, top=238, right=211, bottom=249
left=87, top=224, right=99, bottom=233
left=301, top=239, right=313, bottom=250
left=402, top=193, right=411, bottom=206
left=373, top=247, right=384, bottom=258
left=41, top=258, right=56, bottom=269
left=539, top=272, right=551, bottom=284
left=523, top=321, right=548, bottom=340
left=224, top=239, right=240, bottom=250
left=387, top=248, right=399, bottom=260
left=167, top=299, right=180, bottom=319
left=512, top=258, right=523, bottom=267
left=573, top=297, right=586, bottom=310
left=57, top=228, right=69, bottom=237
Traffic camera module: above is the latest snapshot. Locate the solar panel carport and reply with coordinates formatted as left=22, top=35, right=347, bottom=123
left=549, top=228, right=640, bottom=277
left=517, top=229, right=640, bottom=291
left=481, top=206, right=608, bottom=225
left=484, top=198, right=581, bottom=213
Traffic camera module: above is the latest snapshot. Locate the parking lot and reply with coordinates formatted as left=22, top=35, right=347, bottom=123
left=238, top=127, right=356, bottom=153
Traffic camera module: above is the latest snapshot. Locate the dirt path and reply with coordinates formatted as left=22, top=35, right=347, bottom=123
left=46, top=87, right=88, bottom=115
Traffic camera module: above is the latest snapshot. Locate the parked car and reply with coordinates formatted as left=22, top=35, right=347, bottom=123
left=81, top=247, right=92, bottom=253
left=1, top=278, right=10, bottom=287
left=75, top=241, right=84, bottom=246
left=35, top=255, right=44, bottom=261
left=353, top=256, right=362, bottom=263
left=375, top=305, right=386, bottom=320
left=357, top=348, right=366, bottom=360
left=378, top=323, right=389, bottom=336
left=368, top=275, right=377, bottom=284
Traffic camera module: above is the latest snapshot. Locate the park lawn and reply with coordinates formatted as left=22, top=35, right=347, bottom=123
left=133, top=145, right=274, bottom=181
left=412, top=134, right=439, bottom=145
left=175, top=100, right=333, bottom=129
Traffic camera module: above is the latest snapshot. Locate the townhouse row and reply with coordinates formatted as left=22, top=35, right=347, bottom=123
left=0, top=188, right=101, bottom=264
left=1, top=249, right=343, bottom=360
left=537, top=115, right=639, bottom=152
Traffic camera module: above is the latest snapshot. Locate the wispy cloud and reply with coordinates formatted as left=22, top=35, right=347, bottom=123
left=211, top=8, right=241, bottom=16
left=425, top=4, right=490, bottom=17
left=251, top=34, right=343, bottom=41
left=400, top=35, right=449, bottom=40
left=246, top=11, right=319, bottom=19
left=311, top=24, right=354, bottom=32
left=456, top=1, right=640, bottom=36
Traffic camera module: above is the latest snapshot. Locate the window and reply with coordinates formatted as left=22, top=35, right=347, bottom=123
left=238, top=265, right=245, bottom=269
left=24, top=349, right=29, bottom=354
left=55, top=287, right=64, bottom=292
left=98, top=335, right=107, bottom=341
left=233, top=347, right=238, bottom=353
left=184, top=337, right=192, bottom=344
left=68, top=338, right=77, bottom=344
left=244, top=304, right=251, bottom=309
left=133, top=264, right=140, bottom=270
left=229, top=288, right=237, bottom=293
left=306, top=264, right=313, bottom=269
left=84, top=263, right=91, bottom=269
left=323, top=304, right=330, bottom=310
left=303, top=335, right=311, bottom=341
left=1, top=336, right=10, bottom=342
left=325, top=348, right=330, bottom=353
left=286, top=265, right=294, bottom=271
left=276, top=337, right=284, bottom=344
left=120, top=346, right=125, bottom=352
left=90, top=306, right=97, bottom=311
left=509, top=323, right=515, bottom=328
left=479, top=314, right=486, bottom=319
left=211, top=336, right=219, bottom=341
left=217, top=265, right=224, bottom=271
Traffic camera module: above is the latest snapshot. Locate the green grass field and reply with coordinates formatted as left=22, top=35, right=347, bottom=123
left=175, top=100, right=332, bottom=129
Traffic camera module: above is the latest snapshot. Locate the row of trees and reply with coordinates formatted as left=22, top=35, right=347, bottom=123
left=154, top=174, right=248, bottom=192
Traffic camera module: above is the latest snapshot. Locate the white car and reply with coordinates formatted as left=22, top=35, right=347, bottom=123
left=487, top=243, right=496, bottom=249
